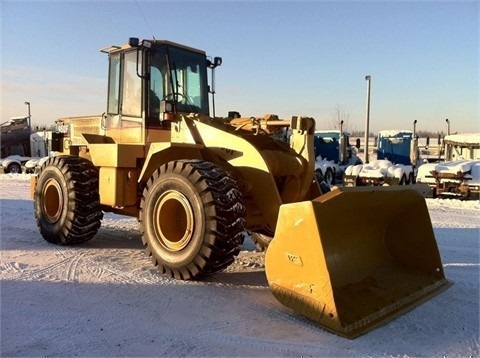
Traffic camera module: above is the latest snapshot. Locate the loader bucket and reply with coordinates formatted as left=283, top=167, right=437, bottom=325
left=265, top=185, right=451, bottom=339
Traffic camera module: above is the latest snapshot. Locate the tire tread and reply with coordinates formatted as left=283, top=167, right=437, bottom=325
left=34, top=155, right=103, bottom=245
left=140, top=159, right=245, bottom=280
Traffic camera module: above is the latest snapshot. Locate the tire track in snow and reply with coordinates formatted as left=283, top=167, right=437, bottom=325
left=27, top=257, right=73, bottom=281
left=85, top=262, right=167, bottom=285
left=0, top=262, right=29, bottom=277
left=64, top=250, right=86, bottom=282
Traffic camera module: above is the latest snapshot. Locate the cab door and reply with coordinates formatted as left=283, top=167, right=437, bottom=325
left=105, top=50, right=144, bottom=143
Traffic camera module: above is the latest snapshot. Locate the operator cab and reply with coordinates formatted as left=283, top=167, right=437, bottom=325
left=100, top=38, right=220, bottom=141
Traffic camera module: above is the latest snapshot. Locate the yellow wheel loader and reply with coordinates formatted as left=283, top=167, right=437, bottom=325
left=31, top=37, right=450, bottom=338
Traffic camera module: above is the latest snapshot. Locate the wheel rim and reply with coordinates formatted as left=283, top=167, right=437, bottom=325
left=153, top=190, right=194, bottom=252
left=10, top=164, right=20, bottom=173
left=325, top=170, right=333, bottom=184
left=42, top=178, right=63, bottom=223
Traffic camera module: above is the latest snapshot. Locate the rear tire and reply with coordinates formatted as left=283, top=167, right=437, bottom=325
left=34, top=155, right=103, bottom=245
left=408, top=173, right=415, bottom=184
left=324, top=168, right=335, bottom=186
left=7, top=162, right=21, bottom=174
left=140, top=160, right=245, bottom=280
left=314, top=169, right=331, bottom=194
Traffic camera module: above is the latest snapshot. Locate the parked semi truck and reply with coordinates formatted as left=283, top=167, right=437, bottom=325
left=30, top=37, right=450, bottom=338
left=344, top=129, right=420, bottom=186
left=313, top=130, right=362, bottom=185
left=416, top=133, right=480, bottom=199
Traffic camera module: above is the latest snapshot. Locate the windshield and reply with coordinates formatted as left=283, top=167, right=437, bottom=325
left=149, top=45, right=209, bottom=119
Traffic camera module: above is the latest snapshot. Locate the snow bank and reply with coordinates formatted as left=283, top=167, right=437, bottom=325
left=0, top=172, right=32, bottom=181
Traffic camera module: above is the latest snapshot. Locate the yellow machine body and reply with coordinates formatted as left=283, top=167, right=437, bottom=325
left=32, top=38, right=451, bottom=339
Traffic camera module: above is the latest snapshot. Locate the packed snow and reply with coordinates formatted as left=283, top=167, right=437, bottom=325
left=345, top=159, right=414, bottom=180
left=418, top=159, right=480, bottom=177
left=1, top=173, right=479, bottom=357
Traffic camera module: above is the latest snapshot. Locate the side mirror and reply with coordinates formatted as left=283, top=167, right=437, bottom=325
left=207, top=57, right=223, bottom=69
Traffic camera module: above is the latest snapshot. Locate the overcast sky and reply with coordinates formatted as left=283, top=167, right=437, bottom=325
left=2, top=0, right=478, bottom=134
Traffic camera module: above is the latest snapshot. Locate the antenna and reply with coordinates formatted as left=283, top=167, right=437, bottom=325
left=135, top=0, right=156, bottom=40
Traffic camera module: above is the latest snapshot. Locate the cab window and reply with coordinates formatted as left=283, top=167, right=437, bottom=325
left=107, top=54, right=120, bottom=115
left=122, top=51, right=142, bottom=117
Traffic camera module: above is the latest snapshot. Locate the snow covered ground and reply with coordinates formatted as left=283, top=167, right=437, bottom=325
left=1, top=173, right=479, bottom=357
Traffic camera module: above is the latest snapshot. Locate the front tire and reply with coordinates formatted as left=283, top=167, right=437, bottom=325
left=140, top=160, right=245, bottom=280
left=34, top=155, right=103, bottom=245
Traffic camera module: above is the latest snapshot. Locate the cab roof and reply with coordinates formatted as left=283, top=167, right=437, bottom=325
left=100, top=38, right=206, bottom=56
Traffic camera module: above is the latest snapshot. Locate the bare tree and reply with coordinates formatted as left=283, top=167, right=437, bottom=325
left=327, top=104, right=351, bottom=131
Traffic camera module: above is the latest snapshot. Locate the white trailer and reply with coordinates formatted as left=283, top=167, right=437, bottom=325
left=416, top=133, right=480, bottom=199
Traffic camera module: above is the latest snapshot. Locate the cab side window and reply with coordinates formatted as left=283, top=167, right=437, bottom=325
left=150, top=67, right=163, bottom=118
left=107, top=54, right=120, bottom=115
left=122, top=51, right=142, bottom=117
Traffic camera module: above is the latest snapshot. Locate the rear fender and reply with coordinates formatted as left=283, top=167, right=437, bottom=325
left=139, top=143, right=204, bottom=184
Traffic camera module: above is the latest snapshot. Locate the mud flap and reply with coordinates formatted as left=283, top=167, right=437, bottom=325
left=265, top=184, right=451, bottom=339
